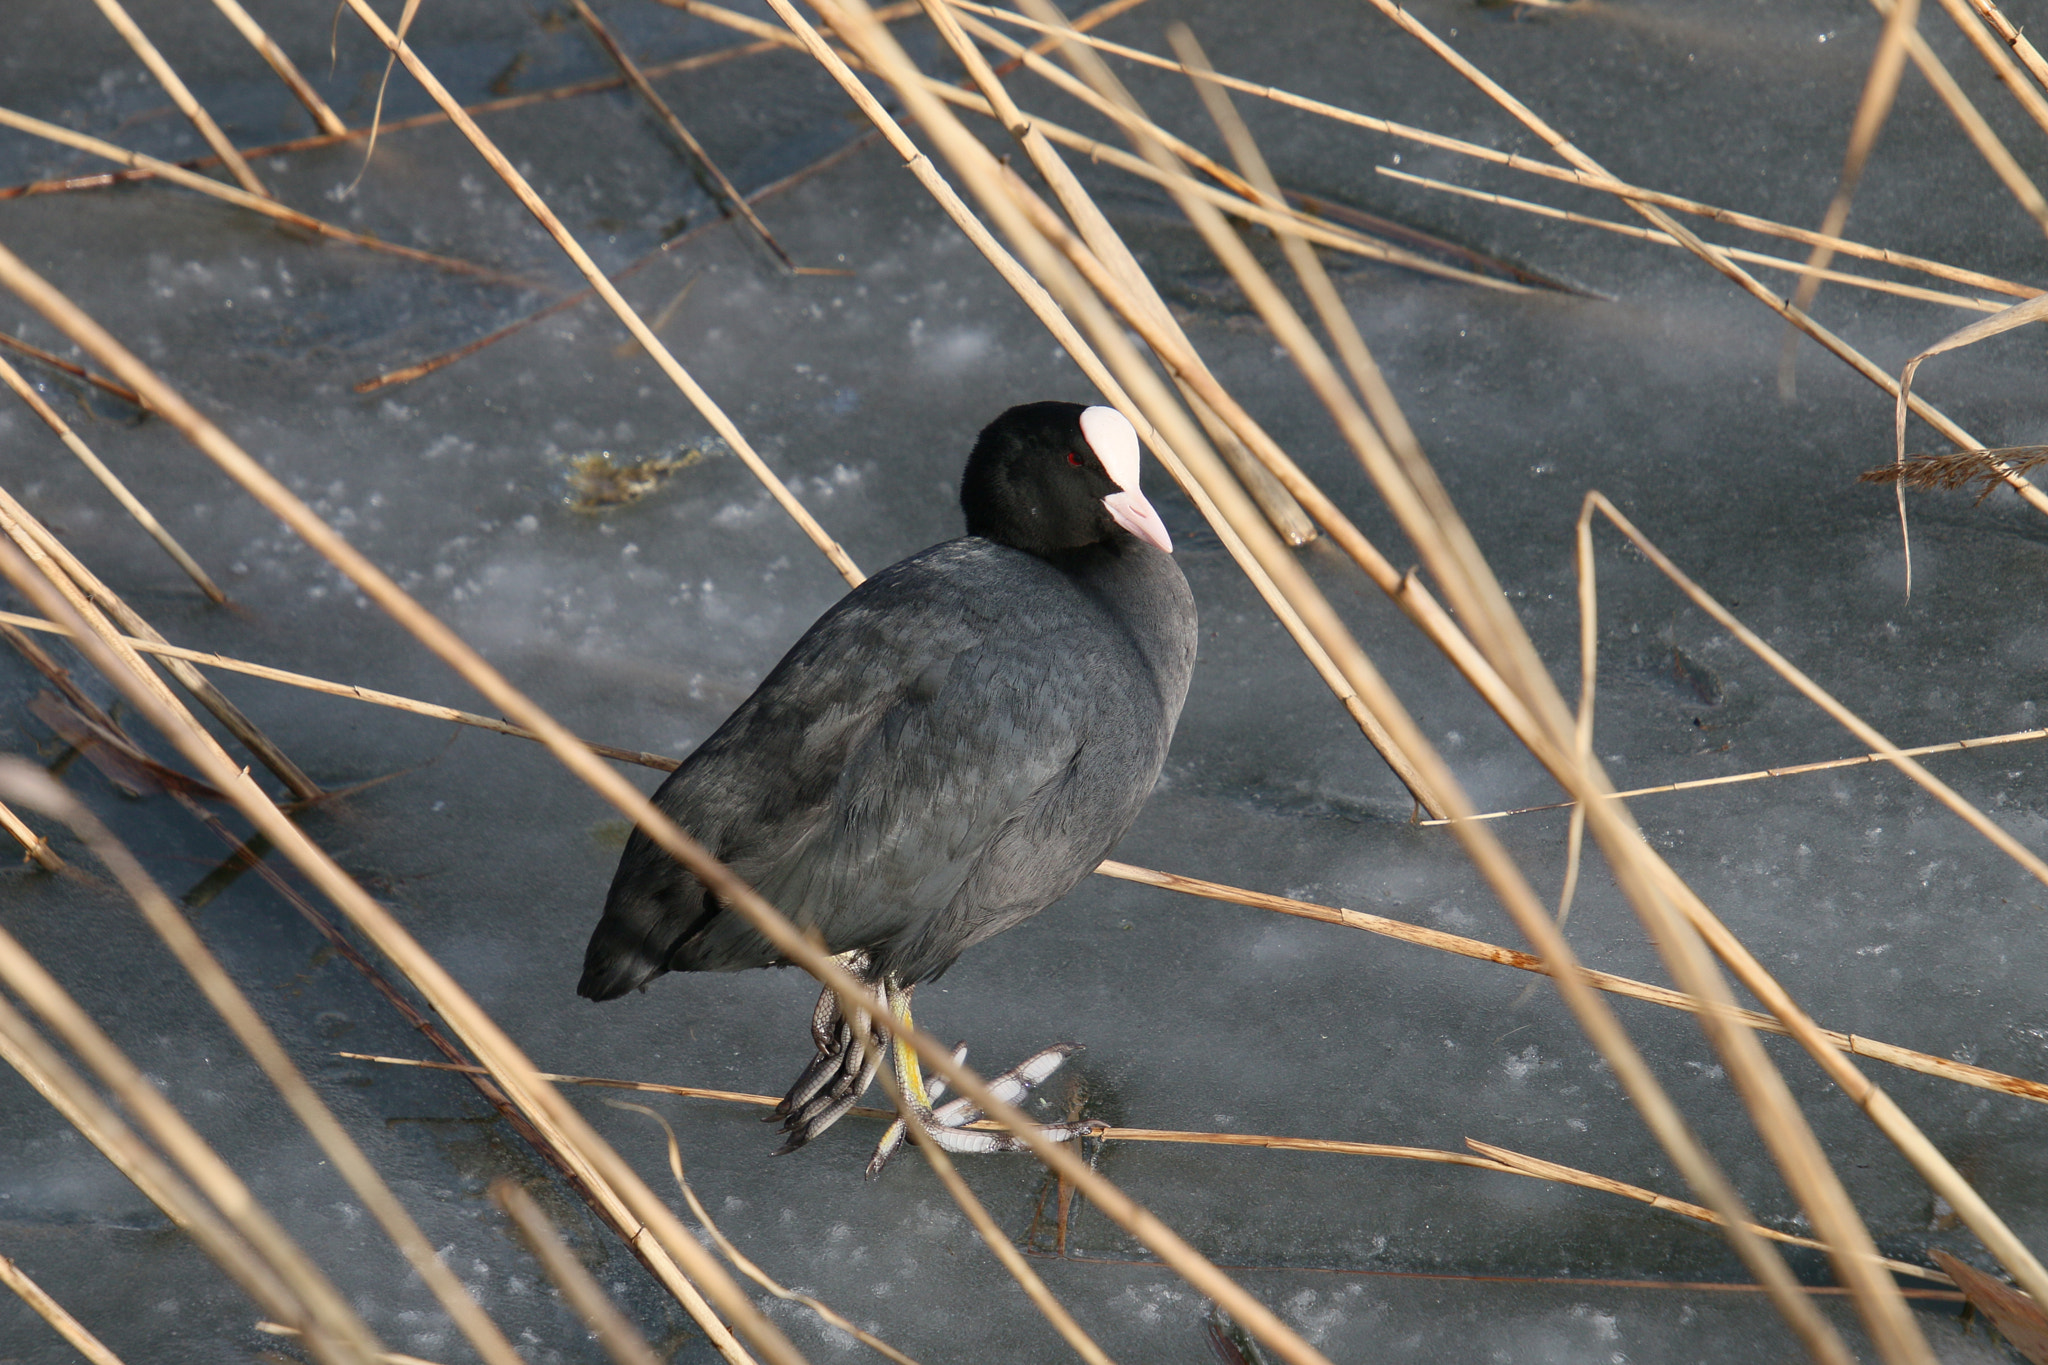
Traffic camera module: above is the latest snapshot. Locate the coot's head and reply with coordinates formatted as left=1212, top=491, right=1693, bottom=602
left=960, top=402, right=1173, bottom=558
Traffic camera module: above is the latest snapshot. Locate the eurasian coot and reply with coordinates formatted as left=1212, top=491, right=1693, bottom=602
left=580, top=402, right=1196, bottom=1172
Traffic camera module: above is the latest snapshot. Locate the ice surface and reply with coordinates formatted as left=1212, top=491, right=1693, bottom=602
left=4, top=0, right=2048, bottom=1360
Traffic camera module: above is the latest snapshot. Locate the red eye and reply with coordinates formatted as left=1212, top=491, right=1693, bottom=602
left=1066, top=450, right=1084, bottom=467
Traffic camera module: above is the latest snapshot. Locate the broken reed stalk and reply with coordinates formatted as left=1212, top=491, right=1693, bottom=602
left=760, top=0, right=1451, bottom=816
left=952, top=1, right=2040, bottom=302
left=1941, top=0, right=2048, bottom=137
left=6, top=596, right=2036, bottom=1113
left=0, top=761, right=527, bottom=1365
left=85, top=0, right=269, bottom=197
left=0, top=488, right=321, bottom=800
left=0, top=355, right=225, bottom=602
left=0, top=107, right=541, bottom=290
left=0, top=408, right=780, bottom=1365
left=360, top=1054, right=1956, bottom=1288
left=203, top=0, right=349, bottom=136
left=0, top=796, right=63, bottom=870
left=567, top=0, right=795, bottom=270
left=489, top=1180, right=666, bottom=1365
left=1031, top=9, right=1897, bottom=1358
left=1376, top=167, right=2009, bottom=313
left=0, top=333, right=144, bottom=406
left=331, top=0, right=860, bottom=588
left=0, top=931, right=381, bottom=1364
left=0, top=1252, right=126, bottom=1365
left=608, top=1103, right=928, bottom=1365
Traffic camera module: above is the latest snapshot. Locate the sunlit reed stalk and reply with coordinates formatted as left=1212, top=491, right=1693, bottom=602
left=0, top=356, right=224, bottom=602
left=349, top=1052, right=1959, bottom=1287
left=604, top=1104, right=929, bottom=1365
left=4, top=590, right=2037, bottom=1112
left=0, top=251, right=785, bottom=1363
left=85, top=0, right=269, bottom=196
left=0, top=797, right=62, bottom=869
left=204, top=0, right=347, bottom=135
left=0, top=107, right=542, bottom=289
left=1376, top=167, right=2010, bottom=313
left=2, top=763, right=529, bottom=1364
left=0, top=1252, right=126, bottom=1365
left=568, top=0, right=795, bottom=270
left=950, top=1, right=2040, bottom=301
left=1046, top=8, right=1892, bottom=1356
left=0, top=925, right=381, bottom=1363
left=490, top=1180, right=667, bottom=1365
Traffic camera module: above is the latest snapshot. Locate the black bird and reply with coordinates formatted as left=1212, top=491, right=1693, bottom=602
left=579, top=402, right=1196, bottom=1173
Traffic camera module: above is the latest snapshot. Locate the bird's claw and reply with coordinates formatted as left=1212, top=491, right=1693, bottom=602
left=864, top=1041, right=1099, bottom=1179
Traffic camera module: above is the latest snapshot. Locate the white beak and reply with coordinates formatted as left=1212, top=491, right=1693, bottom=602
left=1103, top=489, right=1173, bottom=553
left=1081, top=405, right=1173, bottom=553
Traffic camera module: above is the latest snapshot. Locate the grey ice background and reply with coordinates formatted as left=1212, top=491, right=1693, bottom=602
left=3, top=0, right=2047, bottom=1361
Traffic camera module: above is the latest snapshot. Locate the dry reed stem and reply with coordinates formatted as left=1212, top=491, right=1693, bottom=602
left=0, top=795, right=64, bottom=870
left=0, top=253, right=785, bottom=1365
left=1427, top=719, right=2048, bottom=822
left=1377, top=167, right=2009, bottom=312
left=0, top=761, right=527, bottom=1365
left=352, top=1054, right=1956, bottom=1287
left=1574, top=493, right=2048, bottom=1312
left=1066, top=10, right=1891, bottom=1356
left=0, top=486, right=322, bottom=801
left=204, top=0, right=347, bottom=136
left=1780, top=0, right=1923, bottom=398
left=869, top=1068, right=1119, bottom=1365
left=0, top=1251, right=126, bottom=1365
left=951, top=0, right=2041, bottom=300
left=0, top=608, right=678, bottom=770
left=84, top=0, right=269, bottom=197
left=0, top=356, right=225, bottom=602
left=0, top=917, right=381, bottom=1363
left=672, top=0, right=1527, bottom=293
left=1092, top=859, right=2048, bottom=1106
left=568, top=0, right=794, bottom=270
left=1961, top=0, right=2048, bottom=88
left=1862, top=444, right=2048, bottom=495
left=0, top=333, right=144, bottom=406
left=356, top=114, right=879, bottom=394
left=609, top=1103, right=928, bottom=1365
left=252, top=1327, right=445, bottom=1365
left=490, top=1180, right=665, bottom=1365
left=0, top=40, right=786, bottom=201
left=333, top=0, right=859, bottom=590
left=0, top=988, right=332, bottom=1342
left=0, top=468, right=773, bottom=1365
left=0, top=107, right=543, bottom=290
left=1319, top=20, right=2048, bottom=1326
left=1889, top=296, right=2048, bottom=588
left=759, top=0, right=1452, bottom=815
left=55, top=604, right=2047, bottom=1106
left=1363, top=0, right=2048, bottom=519
left=913, top=0, right=1316, bottom=546
left=826, top=0, right=1826, bottom=1352
left=915, top=1, right=1444, bottom=799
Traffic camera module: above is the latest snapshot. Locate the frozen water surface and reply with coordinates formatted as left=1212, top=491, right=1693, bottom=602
left=3, top=0, right=2047, bottom=1360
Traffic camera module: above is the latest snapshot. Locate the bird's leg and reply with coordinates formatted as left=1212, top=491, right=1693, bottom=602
left=864, top=978, right=1102, bottom=1179
left=772, top=954, right=889, bottom=1154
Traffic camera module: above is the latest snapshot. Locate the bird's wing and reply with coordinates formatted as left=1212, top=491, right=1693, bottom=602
left=582, top=544, right=1113, bottom=991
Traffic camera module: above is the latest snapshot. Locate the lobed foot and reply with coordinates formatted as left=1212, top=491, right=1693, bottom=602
left=864, top=1038, right=1100, bottom=1179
